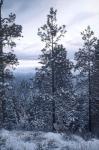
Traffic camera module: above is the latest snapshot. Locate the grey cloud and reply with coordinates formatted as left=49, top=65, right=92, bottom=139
left=3, top=0, right=49, bottom=13
left=14, top=43, right=42, bottom=60
left=3, top=0, right=37, bottom=17
left=4, top=0, right=32, bottom=9
left=68, top=12, right=99, bottom=27
left=16, top=53, right=39, bottom=60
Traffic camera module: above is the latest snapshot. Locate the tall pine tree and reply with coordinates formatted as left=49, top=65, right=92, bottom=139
left=37, top=8, right=66, bottom=131
left=36, top=8, right=74, bottom=131
left=92, top=40, right=99, bottom=135
left=0, top=0, right=22, bottom=127
left=74, top=26, right=97, bottom=132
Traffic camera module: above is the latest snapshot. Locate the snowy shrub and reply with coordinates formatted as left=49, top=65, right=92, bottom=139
left=0, top=130, right=99, bottom=150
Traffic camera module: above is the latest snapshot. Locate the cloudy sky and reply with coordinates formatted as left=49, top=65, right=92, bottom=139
left=3, top=0, right=99, bottom=73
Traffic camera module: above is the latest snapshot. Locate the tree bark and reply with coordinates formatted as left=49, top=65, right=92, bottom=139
left=0, top=0, right=6, bottom=127
left=51, top=31, right=56, bottom=131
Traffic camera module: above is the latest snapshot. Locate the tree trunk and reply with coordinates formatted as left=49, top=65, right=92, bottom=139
left=88, top=44, right=92, bottom=132
left=52, top=34, right=56, bottom=131
left=0, top=1, right=3, bottom=127
left=0, top=1, right=6, bottom=127
left=88, top=67, right=91, bottom=132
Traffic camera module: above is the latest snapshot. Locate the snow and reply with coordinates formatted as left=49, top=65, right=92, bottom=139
left=0, top=130, right=37, bottom=150
left=0, top=129, right=99, bottom=150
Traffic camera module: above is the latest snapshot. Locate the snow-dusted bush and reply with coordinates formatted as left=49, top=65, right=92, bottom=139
left=0, top=130, right=99, bottom=150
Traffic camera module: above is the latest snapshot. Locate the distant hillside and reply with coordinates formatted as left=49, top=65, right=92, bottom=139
left=13, top=68, right=35, bottom=82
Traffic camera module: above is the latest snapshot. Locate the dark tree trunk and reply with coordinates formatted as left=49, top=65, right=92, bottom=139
left=88, top=68, right=92, bottom=132
left=0, top=0, right=3, bottom=127
left=0, top=0, right=6, bottom=127
left=52, top=34, right=56, bottom=131
left=88, top=45, right=92, bottom=132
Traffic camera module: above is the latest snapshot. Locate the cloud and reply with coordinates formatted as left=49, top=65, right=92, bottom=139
left=3, top=0, right=32, bottom=11
left=14, top=42, right=43, bottom=60
left=14, top=59, right=41, bottom=74
left=68, top=12, right=99, bottom=27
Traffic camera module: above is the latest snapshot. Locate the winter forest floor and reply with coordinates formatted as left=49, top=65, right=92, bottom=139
left=0, top=130, right=99, bottom=150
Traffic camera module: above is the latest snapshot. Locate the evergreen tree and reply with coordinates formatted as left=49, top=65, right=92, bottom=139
left=0, top=0, right=22, bottom=127
left=74, top=26, right=97, bottom=132
left=37, top=8, right=66, bottom=131
left=36, top=7, right=74, bottom=131
left=93, top=40, right=99, bottom=100
left=92, top=40, right=99, bottom=135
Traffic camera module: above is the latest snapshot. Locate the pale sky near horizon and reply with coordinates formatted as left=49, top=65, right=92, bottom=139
left=3, top=0, right=99, bottom=73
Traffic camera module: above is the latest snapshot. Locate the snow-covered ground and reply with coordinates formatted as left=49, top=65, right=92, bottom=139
left=0, top=130, right=99, bottom=150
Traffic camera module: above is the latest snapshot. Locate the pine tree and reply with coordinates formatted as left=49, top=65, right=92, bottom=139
left=37, top=8, right=66, bottom=131
left=0, top=0, right=22, bottom=127
left=74, top=26, right=97, bottom=132
left=92, top=40, right=99, bottom=135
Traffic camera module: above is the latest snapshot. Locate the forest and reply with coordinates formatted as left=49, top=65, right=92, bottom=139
left=0, top=0, right=99, bottom=149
